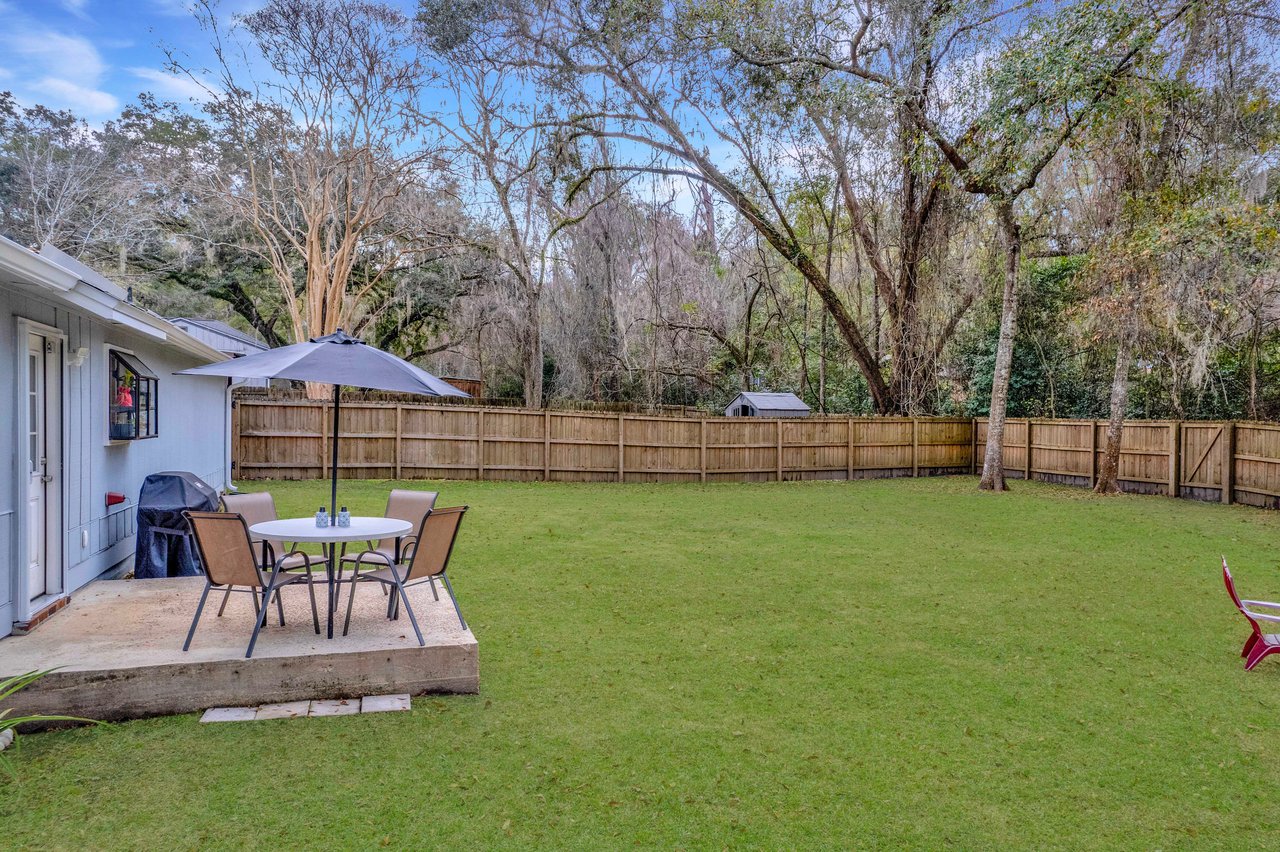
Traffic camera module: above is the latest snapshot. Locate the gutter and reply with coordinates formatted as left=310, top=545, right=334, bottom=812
left=0, top=237, right=224, bottom=364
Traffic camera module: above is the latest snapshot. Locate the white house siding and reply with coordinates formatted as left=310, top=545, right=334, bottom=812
left=1, top=287, right=228, bottom=633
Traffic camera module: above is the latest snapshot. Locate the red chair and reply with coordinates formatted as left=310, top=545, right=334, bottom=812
left=1223, top=557, right=1280, bottom=671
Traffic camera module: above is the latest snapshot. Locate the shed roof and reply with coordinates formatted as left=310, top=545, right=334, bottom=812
left=730, top=391, right=811, bottom=411
left=169, top=317, right=268, bottom=351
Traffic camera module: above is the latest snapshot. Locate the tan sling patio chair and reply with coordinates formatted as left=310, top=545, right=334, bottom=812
left=342, top=506, right=468, bottom=646
left=220, top=491, right=326, bottom=616
left=339, top=488, right=438, bottom=569
left=183, top=511, right=320, bottom=658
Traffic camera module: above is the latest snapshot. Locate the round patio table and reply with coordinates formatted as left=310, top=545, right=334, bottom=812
left=249, top=516, right=413, bottom=639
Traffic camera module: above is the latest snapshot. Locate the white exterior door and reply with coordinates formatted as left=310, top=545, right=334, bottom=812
left=24, top=330, right=62, bottom=603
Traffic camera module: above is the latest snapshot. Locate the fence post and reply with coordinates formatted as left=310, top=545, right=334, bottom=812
left=912, top=418, right=919, bottom=477
left=1087, top=420, right=1098, bottom=488
left=848, top=418, right=856, bottom=481
left=970, top=418, right=978, bottom=475
left=476, top=408, right=485, bottom=481
left=1222, top=421, right=1236, bottom=504
left=1168, top=421, right=1180, bottom=498
left=699, top=416, right=707, bottom=483
left=394, top=404, right=403, bottom=480
left=776, top=419, right=784, bottom=482
left=543, top=409, right=551, bottom=481
left=1025, top=419, right=1033, bottom=481
left=617, top=414, right=625, bottom=483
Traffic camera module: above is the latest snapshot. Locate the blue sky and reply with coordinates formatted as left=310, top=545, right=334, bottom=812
left=0, top=0, right=246, bottom=120
left=0, top=0, right=399, bottom=121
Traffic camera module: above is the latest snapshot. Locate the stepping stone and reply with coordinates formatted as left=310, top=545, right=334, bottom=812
left=309, top=698, right=360, bottom=717
left=254, top=701, right=311, bottom=720
left=360, top=693, right=411, bottom=714
left=200, top=706, right=257, bottom=723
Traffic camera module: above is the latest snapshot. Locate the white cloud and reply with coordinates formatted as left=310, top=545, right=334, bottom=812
left=129, top=66, right=217, bottom=101
left=60, top=0, right=90, bottom=19
left=5, top=30, right=107, bottom=85
left=31, top=77, right=119, bottom=115
left=0, top=24, right=119, bottom=117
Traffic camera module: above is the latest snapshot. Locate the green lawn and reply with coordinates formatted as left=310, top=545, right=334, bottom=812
left=4, top=477, right=1280, bottom=848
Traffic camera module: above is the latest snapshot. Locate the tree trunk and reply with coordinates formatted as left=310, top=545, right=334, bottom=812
left=523, top=311, right=543, bottom=409
left=1094, top=332, right=1134, bottom=494
left=1249, top=310, right=1261, bottom=420
left=819, top=310, right=828, bottom=413
left=979, top=204, right=1021, bottom=491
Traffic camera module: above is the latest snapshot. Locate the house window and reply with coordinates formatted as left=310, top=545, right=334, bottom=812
left=109, top=350, right=158, bottom=440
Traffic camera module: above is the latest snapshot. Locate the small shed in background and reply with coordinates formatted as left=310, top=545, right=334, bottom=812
left=724, top=391, right=811, bottom=418
left=167, top=318, right=270, bottom=388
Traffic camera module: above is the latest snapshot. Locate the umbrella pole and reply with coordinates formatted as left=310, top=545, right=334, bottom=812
left=331, top=384, right=340, bottom=523
left=326, top=383, right=341, bottom=638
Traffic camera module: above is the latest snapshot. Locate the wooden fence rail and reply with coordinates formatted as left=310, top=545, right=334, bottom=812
left=233, top=399, right=972, bottom=484
left=230, top=399, right=1280, bottom=509
left=974, top=418, right=1280, bottom=509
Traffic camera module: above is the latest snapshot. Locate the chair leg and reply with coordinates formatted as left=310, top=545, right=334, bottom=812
left=306, top=573, right=320, bottom=635
left=343, top=573, right=361, bottom=636
left=428, top=576, right=440, bottom=601
left=1245, top=641, right=1277, bottom=671
left=247, top=566, right=285, bottom=658
left=183, top=581, right=213, bottom=651
left=391, top=577, right=425, bottom=647
left=439, top=573, right=467, bottom=630
left=217, top=586, right=234, bottom=617
left=1242, top=632, right=1260, bottom=658
left=275, top=587, right=286, bottom=627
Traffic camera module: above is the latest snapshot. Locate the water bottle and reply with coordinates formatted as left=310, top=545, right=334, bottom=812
left=315, top=506, right=329, bottom=528
left=338, top=506, right=351, bottom=528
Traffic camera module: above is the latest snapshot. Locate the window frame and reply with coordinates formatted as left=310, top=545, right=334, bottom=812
left=107, top=348, right=159, bottom=442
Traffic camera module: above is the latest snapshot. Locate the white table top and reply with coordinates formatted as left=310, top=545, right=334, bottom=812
left=249, top=516, right=413, bottom=543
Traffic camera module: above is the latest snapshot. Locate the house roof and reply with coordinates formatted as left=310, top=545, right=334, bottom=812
left=168, top=317, right=268, bottom=351
left=729, top=391, right=811, bottom=412
left=0, top=237, right=224, bottom=363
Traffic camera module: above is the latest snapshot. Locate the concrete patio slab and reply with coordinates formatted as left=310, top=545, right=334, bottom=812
left=0, top=577, right=478, bottom=725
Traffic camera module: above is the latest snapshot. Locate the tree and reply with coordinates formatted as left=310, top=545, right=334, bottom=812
left=182, top=0, right=442, bottom=395
left=1078, top=1, right=1280, bottom=492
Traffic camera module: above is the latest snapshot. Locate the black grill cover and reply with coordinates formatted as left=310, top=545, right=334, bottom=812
left=134, top=472, right=219, bottom=579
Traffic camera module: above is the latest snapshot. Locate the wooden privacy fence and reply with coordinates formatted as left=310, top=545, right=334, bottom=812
left=230, top=400, right=1280, bottom=508
left=233, top=400, right=972, bottom=484
left=976, top=418, right=1280, bottom=509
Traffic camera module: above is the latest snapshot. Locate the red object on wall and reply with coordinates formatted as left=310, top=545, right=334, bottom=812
left=105, top=491, right=126, bottom=508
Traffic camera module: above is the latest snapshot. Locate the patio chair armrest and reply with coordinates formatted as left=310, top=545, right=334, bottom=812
left=1247, top=610, right=1280, bottom=623
left=347, top=550, right=395, bottom=573
left=400, top=536, right=419, bottom=563
left=272, top=549, right=311, bottom=572
left=1242, top=599, right=1280, bottom=610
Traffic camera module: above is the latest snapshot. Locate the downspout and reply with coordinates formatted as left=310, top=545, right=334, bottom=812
left=224, top=377, right=248, bottom=493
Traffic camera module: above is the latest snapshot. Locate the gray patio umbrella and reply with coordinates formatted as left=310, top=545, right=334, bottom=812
left=178, top=329, right=467, bottom=518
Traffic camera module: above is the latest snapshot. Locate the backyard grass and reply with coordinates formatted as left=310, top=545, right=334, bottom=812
left=3, top=476, right=1280, bottom=848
